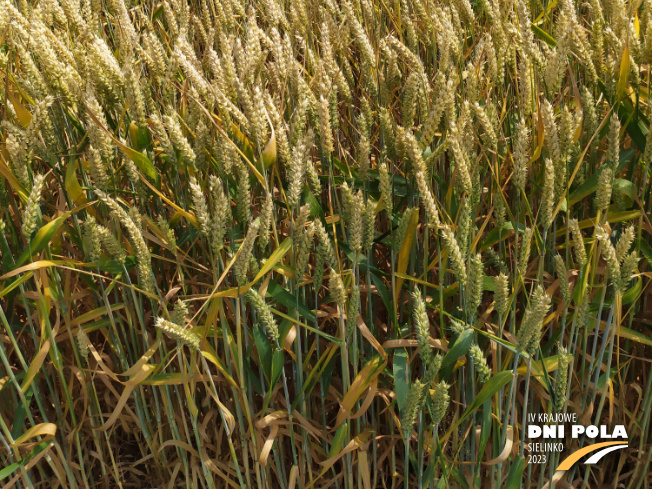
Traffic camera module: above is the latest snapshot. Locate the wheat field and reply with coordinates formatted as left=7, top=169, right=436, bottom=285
left=0, top=0, right=651, bottom=487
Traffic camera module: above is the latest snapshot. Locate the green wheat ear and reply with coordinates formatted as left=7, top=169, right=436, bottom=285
left=441, top=224, right=467, bottom=285
left=469, top=343, right=491, bottom=384
left=554, top=255, right=571, bottom=304
left=245, top=289, right=280, bottom=344
left=401, top=380, right=426, bottom=440
left=22, top=174, right=45, bottom=238
left=553, top=346, right=570, bottom=412
left=431, top=381, right=451, bottom=427
left=234, top=217, right=261, bottom=286
left=516, top=285, right=551, bottom=356
left=412, top=288, right=434, bottom=364
left=84, top=215, right=101, bottom=262
left=329, top=268, right=347, bottom=310
left=346, top=285, right=361, bottom=338
left=466, top=253, right=484, bottom=312
left=494, top=272, right=510, bottom=317
left=155, top=318, right=201, bottom=351
left=171, top=300, right=189, bottom=326
left=76, top=327, right=91, bottom=362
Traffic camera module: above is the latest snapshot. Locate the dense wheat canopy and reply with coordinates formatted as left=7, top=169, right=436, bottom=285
left=0, top=0, right=651, bottom=487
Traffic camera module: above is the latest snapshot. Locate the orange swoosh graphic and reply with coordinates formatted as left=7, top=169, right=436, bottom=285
left=556, top=441, right=626, bottom=471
